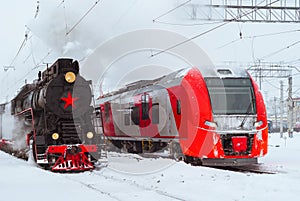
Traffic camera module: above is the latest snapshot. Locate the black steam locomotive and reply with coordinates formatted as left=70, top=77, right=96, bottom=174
left=9, top=58, right=100, bottom=171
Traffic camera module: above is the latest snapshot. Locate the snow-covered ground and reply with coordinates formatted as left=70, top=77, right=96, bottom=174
left=1, top=132, right=299, bottom=201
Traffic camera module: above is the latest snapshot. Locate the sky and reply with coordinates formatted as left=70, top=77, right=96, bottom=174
left=1, top=0, right=300, bottom=115
left=0, top=0, right=35, bottom=72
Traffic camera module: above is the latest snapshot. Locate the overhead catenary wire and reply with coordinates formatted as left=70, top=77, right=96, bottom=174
left=285, top=58, right=300, bottom=64
left=151, top=0, right=280, bottom=57
left=57, top=0, right=65, bottom=8
left=33, top=50, right=53, bottom=70
left=153, top=0, right=191, bottom=23
left=8, top=34, right=29, bottom=67
left=24, top=25, right=54, bottom=68
left=66, top=0, right=101, bottom=36
left=218, top=29, right=300, bottom=49
left=34, top=1, right=40, bottom=18
left=2, top=1, right=100, bottom=97
left=264, top=79, right=281, bottom=90
left=62, top=0, right=68, bottom=36
left=260, top=40, right=300, bottom=60
left=151, top=22, right=230, bottom=57
left=29, top=37, right=37, bottom=67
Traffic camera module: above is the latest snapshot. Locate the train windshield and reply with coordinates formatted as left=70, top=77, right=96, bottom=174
left=205, top=78, right=256, bottom=115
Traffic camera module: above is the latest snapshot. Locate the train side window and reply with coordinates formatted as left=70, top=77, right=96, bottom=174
left=141, top=94, right=150, bottom=120
left=104, top=103, right=110, bottom=122
left=152, top=103, right=159, bottom=124
left=177, top=100, right=181, bottom=115
left=131, top=106, right=140, bottom=125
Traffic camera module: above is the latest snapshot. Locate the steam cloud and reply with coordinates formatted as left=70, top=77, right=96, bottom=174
left=1, top=103, right=30, bottom=152
left=1, top=0, right=197, bottom=102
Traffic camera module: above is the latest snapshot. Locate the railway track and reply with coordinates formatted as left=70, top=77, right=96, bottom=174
left=107, top=151, right=281, bottom=175
left=215, top=163, right=281, bottom=174
left=63, top=169, right=185, bottom=201
left=92, top=171, right=185, bottom=201
left=1, top=145, right=280, bottom=175
left=122, top=152, right=278, bottom=174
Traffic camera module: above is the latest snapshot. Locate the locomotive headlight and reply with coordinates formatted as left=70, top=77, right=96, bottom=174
left=65, top=72, right=76, bottom=83
left=86, top=132, right=94, bottom=139
left=52, top=133, right=59, bottom=140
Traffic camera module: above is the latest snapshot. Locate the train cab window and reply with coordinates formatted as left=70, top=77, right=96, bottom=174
left=152, top=103, right=159, bottom=124
left=104, top=103, right=110, bottom=122
left=177, top=100, right=181, bottom=115
left=131, top=106, right=140, bottom=125
left=141, top=94, right=150, bottom=120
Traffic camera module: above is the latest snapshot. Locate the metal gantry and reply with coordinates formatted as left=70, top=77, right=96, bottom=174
left=247, top=62, right=296, bottom=137
left=186, top=0, right=300, bottom=23
left=247, top=62, right=293, bottom=88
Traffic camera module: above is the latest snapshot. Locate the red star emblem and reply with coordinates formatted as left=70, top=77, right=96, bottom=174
left=61, top=92, right=78, bottom=109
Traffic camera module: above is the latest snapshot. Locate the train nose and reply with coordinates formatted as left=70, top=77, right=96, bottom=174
left=51, top=145, right=94, bottom=172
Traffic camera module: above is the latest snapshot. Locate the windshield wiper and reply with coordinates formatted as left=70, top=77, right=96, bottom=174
left=239, top=102, right=253, bottom=129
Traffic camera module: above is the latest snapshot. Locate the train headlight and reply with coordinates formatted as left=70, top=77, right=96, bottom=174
left=254, top=121, right=263, bottom=128
left=86, top=132, right=94, bottom=139
left=65, top=72, right=76, bottom=83
left=205, top=121, right=218, bottom=128
left=52, top=133, right=59, bottom=140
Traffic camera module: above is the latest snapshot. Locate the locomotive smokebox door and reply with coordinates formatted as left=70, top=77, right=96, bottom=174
left=45, top=74, right=92, bottom=118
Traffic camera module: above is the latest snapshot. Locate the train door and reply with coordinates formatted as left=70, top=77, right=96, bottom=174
left=163, top=88, right=182, bottom=138
left=134, top=93, right=159, bottom=137
left=140, top=93, right=150, bottom=128
left=101, top=102, right=115, bottom=136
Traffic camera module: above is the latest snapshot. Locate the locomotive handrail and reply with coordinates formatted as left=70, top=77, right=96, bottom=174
left=14, top=108, right=35, bottom=130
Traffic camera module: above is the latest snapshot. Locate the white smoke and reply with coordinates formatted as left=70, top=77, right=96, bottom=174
left=1, top=103, right=14, bottom=140
left=26, top=0, right=181, bottom=60
left=1, top=103, right=31, bottom=153
left=0, top=0, right=200, bottom=99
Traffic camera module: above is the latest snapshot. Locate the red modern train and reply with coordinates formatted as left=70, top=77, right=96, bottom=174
left=97, top=66, right=268, bottom=166
left=0, top=58, right=101, bottom=171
